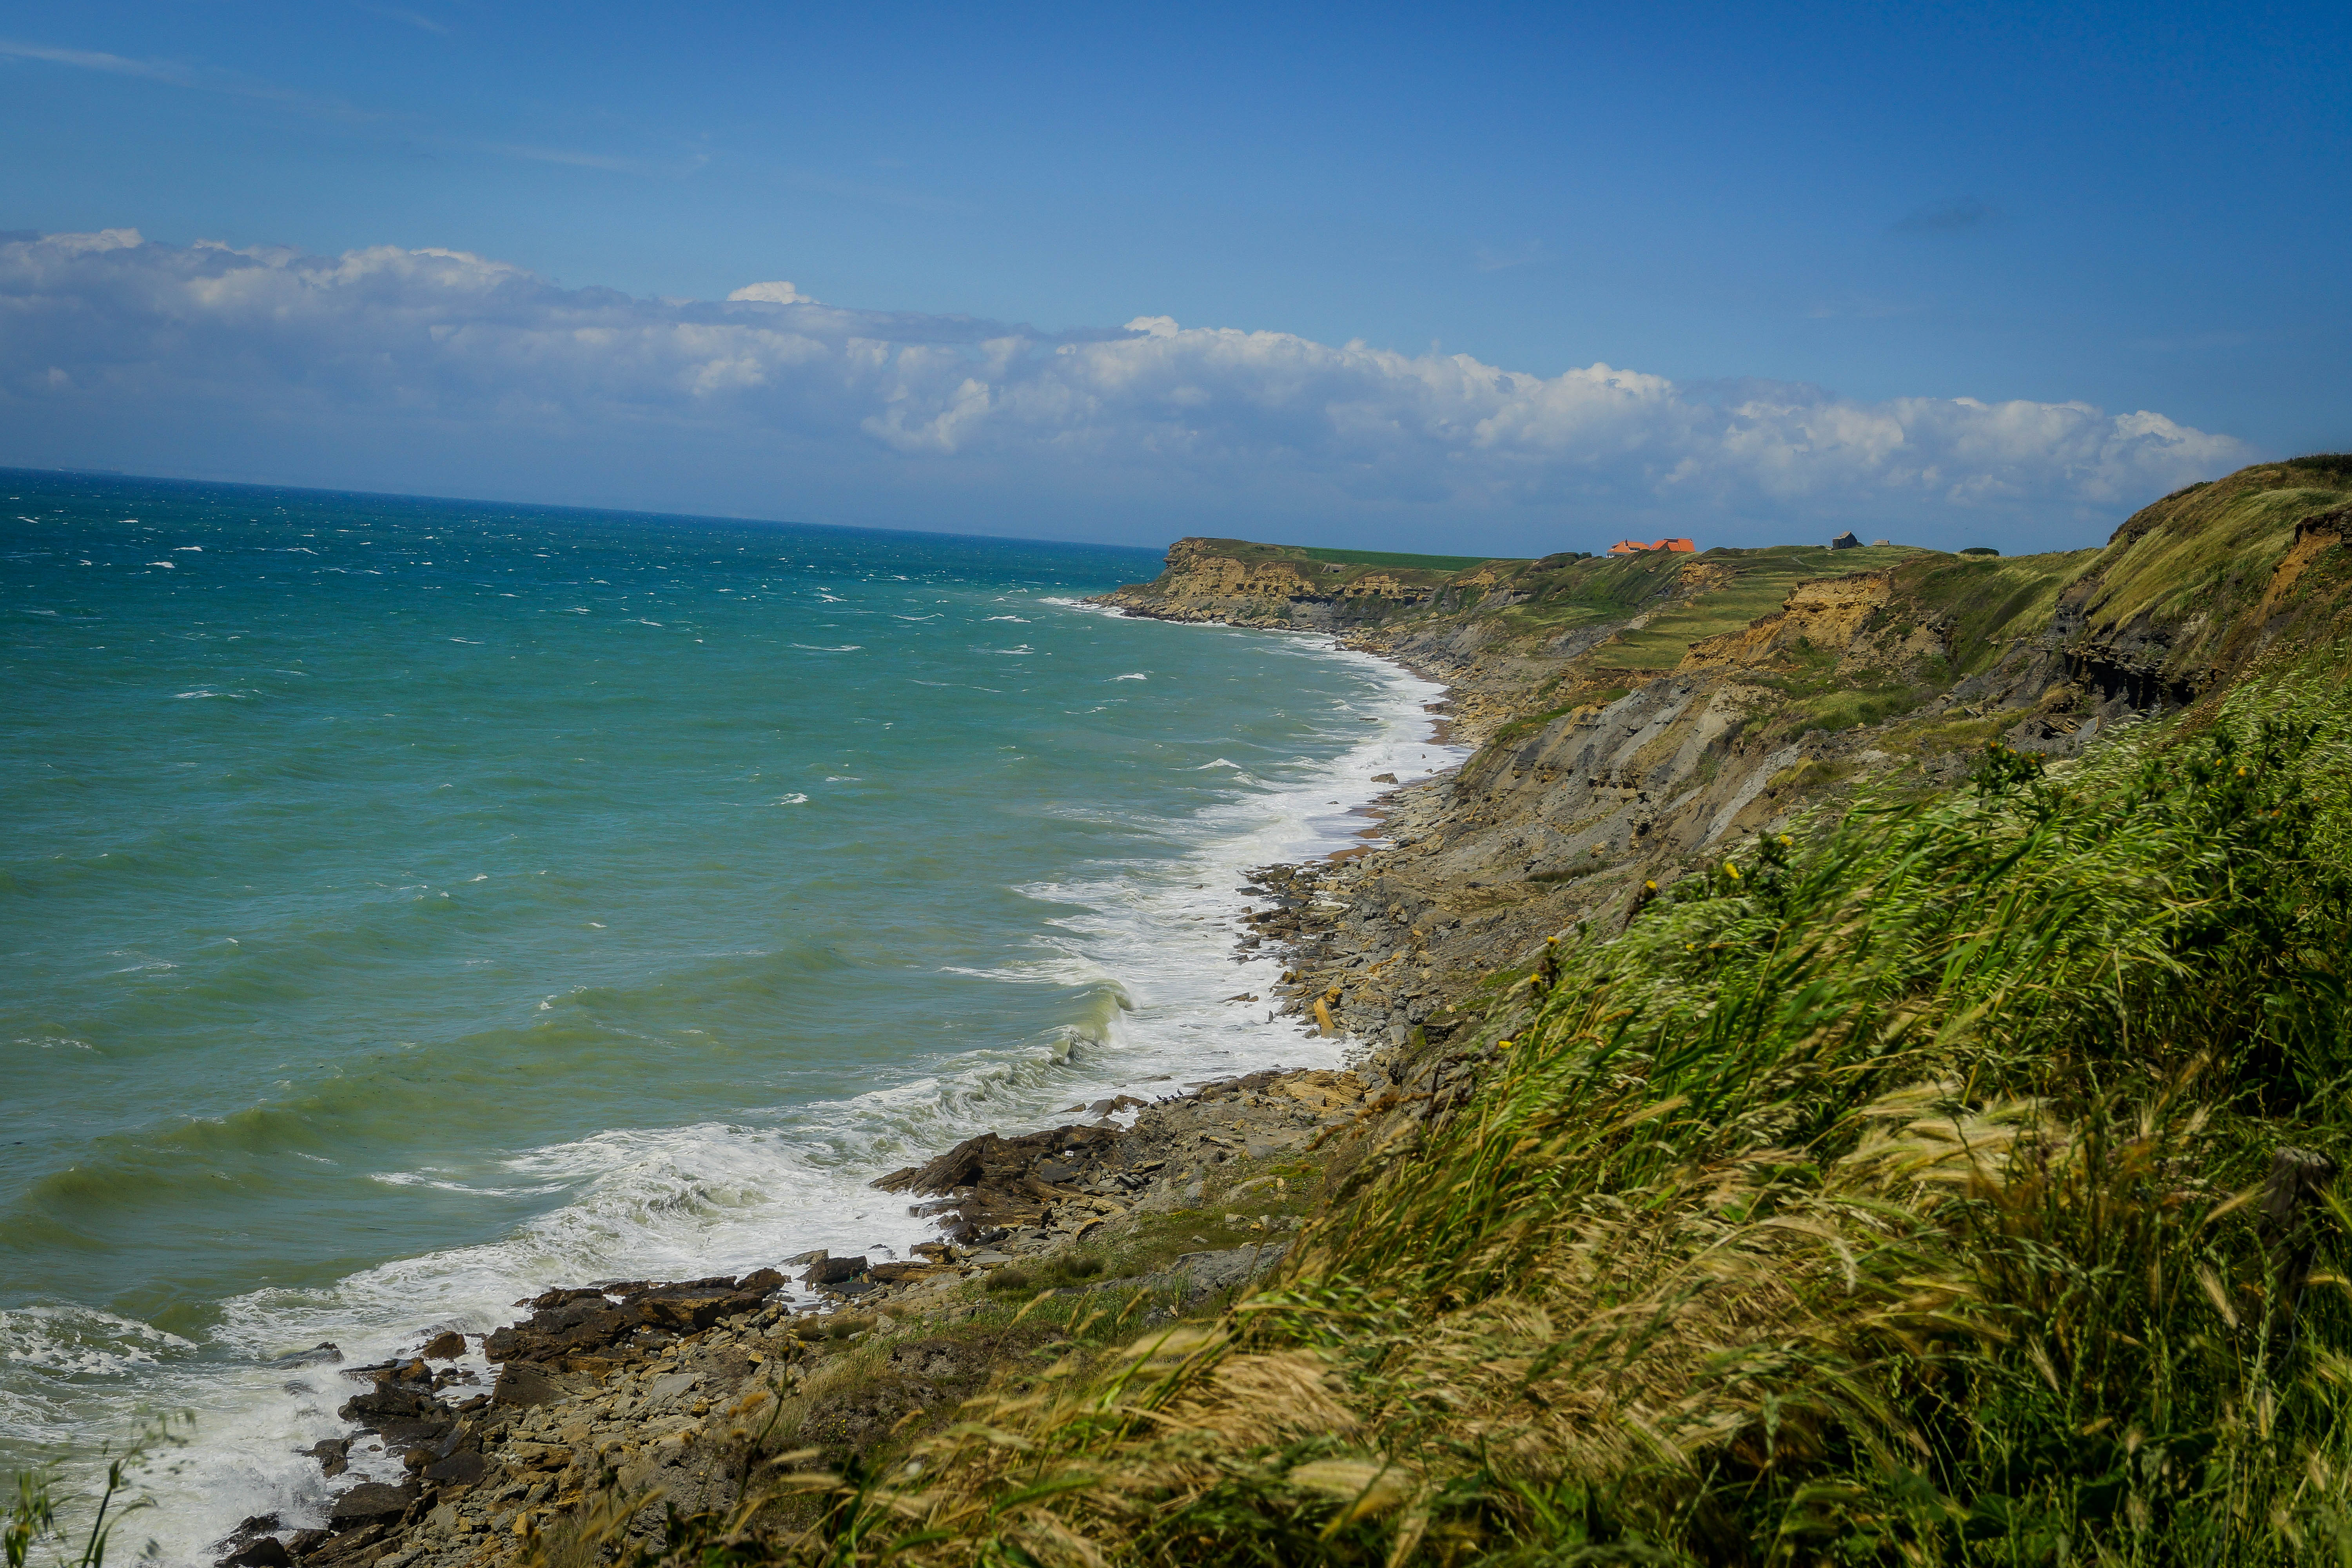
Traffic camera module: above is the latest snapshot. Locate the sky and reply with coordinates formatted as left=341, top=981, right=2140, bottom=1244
left=2, top=0, right=2347, bottom=555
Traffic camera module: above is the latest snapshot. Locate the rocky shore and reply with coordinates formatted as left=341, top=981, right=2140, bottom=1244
left=221, top=1040, right=1479, bottom=1568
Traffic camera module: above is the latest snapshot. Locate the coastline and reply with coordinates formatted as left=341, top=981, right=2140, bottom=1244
left=191, top=613, right=1477, bottom=1568
left=158, top=466, right=2352, bottom=1568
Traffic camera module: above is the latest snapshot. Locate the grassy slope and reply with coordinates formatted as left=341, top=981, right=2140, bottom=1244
left=2072, top=460, right=2352, bottom=674
left=768, top=659, right=2352, bottom=1567
left=1897, top=549, right=2098, bottom=675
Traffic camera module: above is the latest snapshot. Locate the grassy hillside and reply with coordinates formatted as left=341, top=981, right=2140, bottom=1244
left=706, top=656, right=2352, bottom=1566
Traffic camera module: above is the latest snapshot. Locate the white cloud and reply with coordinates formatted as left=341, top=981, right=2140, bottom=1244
left=0, top=231, right=2254, bottom=550
left=728, top=281, right=813, bottom=305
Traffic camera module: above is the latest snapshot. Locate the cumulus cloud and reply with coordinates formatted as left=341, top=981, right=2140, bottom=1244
left=0, top=230, right=2252, bottom=550
left=727, top=280, right=814, bottom=305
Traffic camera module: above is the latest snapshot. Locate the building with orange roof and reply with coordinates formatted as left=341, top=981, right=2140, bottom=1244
left=1606, top=537, right=1696, bottom=555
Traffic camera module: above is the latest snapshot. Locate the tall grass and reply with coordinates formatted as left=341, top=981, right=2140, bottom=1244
left=633, top=659, right=2352, bottom=1566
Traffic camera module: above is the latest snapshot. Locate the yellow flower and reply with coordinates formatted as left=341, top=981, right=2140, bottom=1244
left=1724, top=862, right=1740, bottom=879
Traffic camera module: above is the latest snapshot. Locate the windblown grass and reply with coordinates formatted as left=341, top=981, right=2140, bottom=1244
left=619, top=658, right=2352, bottom=1566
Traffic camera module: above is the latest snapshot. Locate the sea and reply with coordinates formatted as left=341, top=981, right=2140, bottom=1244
left=0, top=470, right=1458, bottom=1561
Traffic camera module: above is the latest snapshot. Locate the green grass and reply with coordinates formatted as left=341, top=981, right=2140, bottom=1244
left=1898, top=549, right=2096, bottom=675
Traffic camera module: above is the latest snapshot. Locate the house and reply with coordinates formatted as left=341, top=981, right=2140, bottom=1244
left=1606, top=537, right=1697, bottom=555
left=1830, top=531, right=1862, bottom=550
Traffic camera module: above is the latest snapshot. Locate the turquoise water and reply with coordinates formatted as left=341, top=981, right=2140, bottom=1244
left=0, top=471, right=1453, bottom=1559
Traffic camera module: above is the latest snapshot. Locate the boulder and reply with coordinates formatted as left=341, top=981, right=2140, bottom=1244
left=217, top=1537, right=290, bottom=1568
left=326, top=1483, right=412, bottom=1530
left=634, top=1286, right=761, bottom=1332
left=491, top=1361, right=568, bottom=1408
left=419, top=1331, right=467, bottom=1361
left=336, top=1385, right=445, bottom=1428
left=419, top=1448, right=487, bottom=1486
left=804, top=1256, right=867, bottom=1287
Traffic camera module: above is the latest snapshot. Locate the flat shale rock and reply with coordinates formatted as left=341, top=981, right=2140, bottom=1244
left=326, top=1482, right=413, bottom=1530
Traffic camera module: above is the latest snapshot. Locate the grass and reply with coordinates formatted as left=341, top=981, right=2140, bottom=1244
left=1897, top=550, right=2095, bottom=676
left=629, top=650, right=2352, bottom=1565
left=5, top=1418, right=185, bottom=1568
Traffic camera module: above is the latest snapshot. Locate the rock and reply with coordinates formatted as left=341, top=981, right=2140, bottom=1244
left=1173, top=1243, right=1291, bottom=1299
left=217, top=1537, right=290, bottom=1568
left=635, top=1286, right=762, bottom=1332
left=419, top=1331, right=467, bottom=1361
left=804, top=1256, right=867, bottom=1286
left=337, top=1384, right=444, bottom=1428
left=492, top=1361, right=569, bottom=1408
left=419, top=1448, right=487, bottom=1486
left=645, top=1372, right=700, bottom=1407
left=269, top=1343, right=341, bottom=1367
left=737, top=1267, right=787, bottom=1295
left=326, top=1483, right=412, bottom=1530
left=304, top=1437, right=351, bottom=1477
left=870, top=1124, right=1123, bottom=1234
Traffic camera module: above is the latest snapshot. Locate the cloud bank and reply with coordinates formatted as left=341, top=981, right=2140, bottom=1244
left=0, top=230, right=2251, bottom=551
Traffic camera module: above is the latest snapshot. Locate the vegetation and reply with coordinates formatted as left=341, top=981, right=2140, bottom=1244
left=628, top=653, right=2352, bottom=1564
left=5, top=1419, right=184, bottom=1568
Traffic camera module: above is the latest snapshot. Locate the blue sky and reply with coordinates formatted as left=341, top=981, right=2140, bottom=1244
left=2, top=1, right=2347, bottom=554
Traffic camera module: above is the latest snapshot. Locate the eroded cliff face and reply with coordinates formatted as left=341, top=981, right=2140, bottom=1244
left=1100, top=464, right=2352, bottom=1049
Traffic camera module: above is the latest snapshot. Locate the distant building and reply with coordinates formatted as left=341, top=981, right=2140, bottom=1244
left=1606, top=537, right=1697, bottom=555
left=1830, top=531, right=1862, bottom=550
